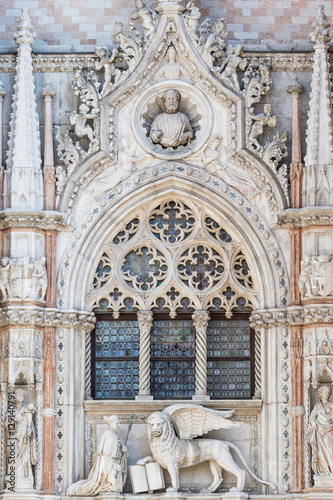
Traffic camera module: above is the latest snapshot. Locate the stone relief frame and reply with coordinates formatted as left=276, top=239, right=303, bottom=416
left=131, top=80, right=213, bottom=160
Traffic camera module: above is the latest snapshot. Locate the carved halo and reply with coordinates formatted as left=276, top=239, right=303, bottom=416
left=131, top=80, right=213, bottom=160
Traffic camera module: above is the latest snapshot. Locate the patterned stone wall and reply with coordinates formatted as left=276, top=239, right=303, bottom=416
left=1, top=0, right=333, bottom=52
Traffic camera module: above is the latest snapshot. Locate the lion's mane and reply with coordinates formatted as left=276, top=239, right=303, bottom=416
left=147, top=412, right=181, bottom=465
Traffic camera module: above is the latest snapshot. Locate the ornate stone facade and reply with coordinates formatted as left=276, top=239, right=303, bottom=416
left=0, top=2, right=332, bottom=500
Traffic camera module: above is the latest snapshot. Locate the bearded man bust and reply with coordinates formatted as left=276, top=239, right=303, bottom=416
left=150, top=89, right=193, bottom=148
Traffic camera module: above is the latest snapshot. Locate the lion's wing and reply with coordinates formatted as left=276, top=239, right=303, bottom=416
left=162, top=404, right=236, bottom=439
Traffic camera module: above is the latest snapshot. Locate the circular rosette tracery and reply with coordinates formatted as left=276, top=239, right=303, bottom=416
left=149, top=201, right=195, bottom=244
left=177, top=244, right=225, bottom=291
left=121, top=245, right=168, bottom=292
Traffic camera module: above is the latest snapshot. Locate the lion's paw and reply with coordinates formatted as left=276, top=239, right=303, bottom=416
left=229, top=487, right=242, bottom=492
left=166, top=487, right=178, bottom=493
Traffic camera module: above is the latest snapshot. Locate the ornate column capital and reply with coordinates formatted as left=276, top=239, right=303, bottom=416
left=41, top=83, right=56, bottom=101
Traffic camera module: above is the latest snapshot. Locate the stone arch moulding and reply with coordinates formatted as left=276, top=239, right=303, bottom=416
left=57, top=169, right=289, bottom=312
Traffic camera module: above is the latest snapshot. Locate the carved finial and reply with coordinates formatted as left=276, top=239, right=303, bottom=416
left=0, top=81, right=6, bottom=100
left=14, top=8, right=36, bottom=47
left=41, top=83, right=56, bottom=100
left=287, top=76, right=304, bottom=96
left=309, top=5, right=331, bottom=45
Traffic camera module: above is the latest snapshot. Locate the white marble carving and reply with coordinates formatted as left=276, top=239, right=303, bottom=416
left=4, top=9, right=43, bottom=211
left=5, top=390, right=37, bottom=490
left=67, top=415, right=129, bottom=495
left=0, top=256, right=47, bottom=301
left=214, top=45, right=247, bottom=92
left=94, top=47, right=122, bottom=97
left=150, top=90, right=193, bottom=147
left=307, top=385, right=333, bottom=480
left=151, top=46, right=193, bottom=83
left=138, top=404, right=277, bottom=493
left=187, top=136, right=258, bottom=199
left=131, top=0, right=157, bottom=46
left=183, top=1, right=201, bottom=43
left=247, top=105, right=277, bottom=153
left=299, top=255, right=333, bottom=298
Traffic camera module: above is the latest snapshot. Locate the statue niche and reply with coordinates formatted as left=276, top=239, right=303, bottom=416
left=143, top=89, right=201, bottom=150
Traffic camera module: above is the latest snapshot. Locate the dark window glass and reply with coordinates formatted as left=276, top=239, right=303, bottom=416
left=93, top=318, right=139, bottom=399
left=150, top=318, right=195, bottom=399
left=207, top=317, right=253, bottom=399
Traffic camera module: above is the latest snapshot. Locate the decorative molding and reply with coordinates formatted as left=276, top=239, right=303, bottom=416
left=0, top=52, right=314, bottom=74
left=276, top=207, right=333, bottom=228
left=280, top=325, right=291, bottom=493
left=0, top=306, right=96, bottom=329
left=251, top=306, right=333, bottom=328
left=0, top=209, right=67, bottom=231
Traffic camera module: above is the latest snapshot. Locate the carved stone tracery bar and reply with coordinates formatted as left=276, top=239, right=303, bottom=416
left=192, top=310, right=210, bottom=399
left=137, top=311, right=153, bottom=399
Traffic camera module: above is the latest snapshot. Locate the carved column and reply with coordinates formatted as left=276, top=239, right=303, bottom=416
left=290, top=326, right=304, bottom=492
left=0, top=81, right=6, bottom=212
left=41, top=328, right=56, bottom=493
left=287, top=77, right=304, bottom=209
left=42, top=84, right=56, bottom=211
left=192, top=311, right=210, bottom=399
left=290, top=229, right=302, bottom=306
left=136, top=311, right=153, bottom=399
left=45, top=230, right=57, bottom=307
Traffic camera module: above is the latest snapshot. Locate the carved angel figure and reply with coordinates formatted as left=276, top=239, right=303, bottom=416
left=184, top=1, right=201, bottom=42
left=217, top=45, right=247, bottom=92
left=151, top=46, right=193, bottom=83
left=94, top=47, right=122, bottom=97
left=138, top=404, right=277, bottom=493
left=69, top=103, right=99, bottom=145
left=248, top=104, right=277, bottom=152
left=299, top=256, right=312, bottom=299
left=131, top=0, right=156, bottom=41
left=0, top=257, right=13, bottom=299
left=307, top=385, right=333, bottom=476
left=67, top=416, right=129, bottom=496
left=187, top=136, right=258, bottom=199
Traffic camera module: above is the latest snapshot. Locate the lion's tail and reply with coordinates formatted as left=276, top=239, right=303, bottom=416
left=224, top=441, right=278, bottom=494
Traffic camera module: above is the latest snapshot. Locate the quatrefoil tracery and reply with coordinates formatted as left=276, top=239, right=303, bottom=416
left=89, top=200, right=258, bottom=316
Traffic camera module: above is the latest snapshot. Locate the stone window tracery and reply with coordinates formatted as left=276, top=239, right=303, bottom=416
left=89, top=199, right=259, bottom=400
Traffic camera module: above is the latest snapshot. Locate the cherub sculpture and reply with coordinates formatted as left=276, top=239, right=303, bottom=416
left=248, top=104, right=277, bottom=152
left=69, top=104, right=99, bottom=145
left=184, top=1, right=201, bottom=43
left=94, top=47, right=121, bottom=97
left=138, top=404, right=277, bottom=493
left=217, top=45, right=247, bottom=92
left=131, top=0, right=157, bottom=42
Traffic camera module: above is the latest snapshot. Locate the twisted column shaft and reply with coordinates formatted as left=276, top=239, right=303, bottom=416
left=192, top=311, right=210, bottom=397
left=137, top=312, right=153, bottom=398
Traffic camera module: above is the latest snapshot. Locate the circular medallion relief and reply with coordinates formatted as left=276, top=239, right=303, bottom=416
left=131, top=80, right=213, bottom=160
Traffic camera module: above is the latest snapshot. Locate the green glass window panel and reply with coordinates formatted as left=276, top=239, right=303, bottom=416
left=151, top=360, right=195, bottom=399
left=95, top=320, right=139, bottom=358
left=207, top=360, right=251, bottom=399
left=151, top=319, right=195, bottom=399
left=207, top=320, right=250, bottom=357
left=95, top=360, right=139, bottom=399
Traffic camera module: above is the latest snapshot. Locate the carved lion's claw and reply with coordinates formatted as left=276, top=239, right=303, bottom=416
left=166, top=487, right=178, bottom=492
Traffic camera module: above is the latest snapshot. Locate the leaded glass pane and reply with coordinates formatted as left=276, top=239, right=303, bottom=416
left=207, top=360, right=251, bottom=399
left=207, top=320, right=250, bottom=357
left=95, top=320, right=140, bottom=358
left=151, top=360, right=195, bottom=399
left=151, top=319, right=195, bottom=399
left=94, top=320, right=139, bottom=399
left=95, top=360, right=139, bottom=399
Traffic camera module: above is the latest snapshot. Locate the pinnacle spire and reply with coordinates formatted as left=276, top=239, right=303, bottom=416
left=303, top=5, right=333, bottom=206
left=4, top=9, right=43, bottom=210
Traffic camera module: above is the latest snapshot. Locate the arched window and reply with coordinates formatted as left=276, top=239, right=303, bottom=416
left=89, top=200, right=258, bottom=400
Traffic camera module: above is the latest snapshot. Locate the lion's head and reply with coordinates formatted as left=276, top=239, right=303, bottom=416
left=147, top=412, right=175, bottom=441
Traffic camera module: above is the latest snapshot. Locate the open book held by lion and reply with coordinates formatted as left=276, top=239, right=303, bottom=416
left=137, top=404, right=277, bottom=494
